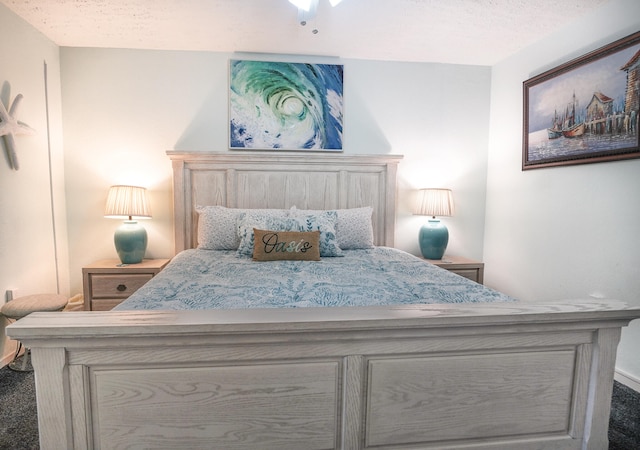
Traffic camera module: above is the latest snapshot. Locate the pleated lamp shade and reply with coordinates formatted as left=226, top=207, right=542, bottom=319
left=413, top=188, right=454, bottom=218
left=104, top=185, right=151, bottom=219
left=104, top=185, right=151, bottom=264
left=413, top=188, right=454, bottom=260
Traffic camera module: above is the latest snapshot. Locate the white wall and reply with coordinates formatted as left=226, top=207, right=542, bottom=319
left=485, top=0, right=640, bottom=384
left=60, top=50, right=492, bottom=295
left=0, top=4, right=68, bottom=364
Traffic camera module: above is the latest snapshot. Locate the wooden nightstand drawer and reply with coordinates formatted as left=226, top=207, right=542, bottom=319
left=449, top=268, right=481, bottom=282
left=424, top=256, right=484, bottom=284
left=90, top=298, right=129, bottom=312
left=89, top=274, right=153, bottom=298
left=83, top=258, right=170, bottom=311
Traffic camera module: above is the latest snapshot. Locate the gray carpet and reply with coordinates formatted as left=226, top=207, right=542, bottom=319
left=0, top=367, right=38, bottom=450
left=0, top=366, right=638, bottom=449
left=609, top=380, right=640, bottom=449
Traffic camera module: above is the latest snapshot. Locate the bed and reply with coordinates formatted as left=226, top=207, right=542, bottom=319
left=8, top=152, right=640, bottom=450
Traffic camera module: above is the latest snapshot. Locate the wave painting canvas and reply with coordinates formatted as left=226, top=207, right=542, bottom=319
left=230, top=60, right=343, bottom=151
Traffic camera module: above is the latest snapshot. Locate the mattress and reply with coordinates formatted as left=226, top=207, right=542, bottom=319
left=115, top=247, right=515, bottom=310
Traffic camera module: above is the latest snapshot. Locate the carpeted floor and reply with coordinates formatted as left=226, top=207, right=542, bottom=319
left=0, top=367, right=39, bottom=450
left=609, top=380, right=640, bottom=450
left=0, top=366, right=638, bottom=449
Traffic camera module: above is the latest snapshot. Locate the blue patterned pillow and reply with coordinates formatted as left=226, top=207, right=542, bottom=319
left=237, top=211, right=343, bottom=257
left=236, top=211, right=281, bottom=256
left=291, top=206, right=374, bottom=249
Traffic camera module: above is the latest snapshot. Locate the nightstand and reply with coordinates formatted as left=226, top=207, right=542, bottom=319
left=424, top=255, right=484, bottom=284
left=83, top=258, right=170, bottom=311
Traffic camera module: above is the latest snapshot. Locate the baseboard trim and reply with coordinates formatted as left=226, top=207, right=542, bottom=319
left=615, top=368, right=640, bottom=393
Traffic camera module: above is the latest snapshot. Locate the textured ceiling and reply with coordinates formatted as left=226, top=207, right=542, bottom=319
left=0, top=0, right=612, bottom=65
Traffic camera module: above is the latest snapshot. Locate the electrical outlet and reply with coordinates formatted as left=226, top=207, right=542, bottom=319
left=5, top=289, right=18, bottom=303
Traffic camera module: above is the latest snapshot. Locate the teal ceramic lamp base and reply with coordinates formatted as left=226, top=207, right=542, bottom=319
left=114, top=220, right=147, bottom=264
left=418, top=219, right=449, bottom=260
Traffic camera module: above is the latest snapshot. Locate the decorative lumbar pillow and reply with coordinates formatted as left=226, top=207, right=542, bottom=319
left=197, top=206, right=290, bottom=250
left=277, top=213, right=343, bottom=257
left=252, top=229, right=321, bottom=261
left=237, top=210, right=343, bottom=257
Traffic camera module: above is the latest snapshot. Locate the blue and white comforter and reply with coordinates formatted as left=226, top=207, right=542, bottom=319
left=115, top=247, right=515, bottom=310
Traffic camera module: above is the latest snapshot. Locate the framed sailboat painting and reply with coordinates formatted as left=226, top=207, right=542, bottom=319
left=523, top=31, right=640, bottom=170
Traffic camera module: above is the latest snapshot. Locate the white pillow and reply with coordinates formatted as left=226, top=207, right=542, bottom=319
left=291, top=206, right=374, bottom=249
left=196, top=206, right=290, bottom=250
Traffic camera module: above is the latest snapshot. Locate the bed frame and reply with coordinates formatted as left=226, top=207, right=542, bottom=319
left=8, top=152, right=640, bottom=450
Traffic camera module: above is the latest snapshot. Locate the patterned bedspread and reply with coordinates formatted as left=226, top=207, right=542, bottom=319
left=115, top=247, right=515, bottom=310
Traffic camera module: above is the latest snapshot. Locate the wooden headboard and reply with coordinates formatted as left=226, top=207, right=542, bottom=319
left=167, top=152, right=403, bottom=253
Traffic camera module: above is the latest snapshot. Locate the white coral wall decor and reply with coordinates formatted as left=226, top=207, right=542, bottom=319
left=0, top=94, right=36, bottom=170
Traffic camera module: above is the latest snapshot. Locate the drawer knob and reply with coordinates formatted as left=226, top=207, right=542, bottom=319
left=116, top=284, right=127, bottom=292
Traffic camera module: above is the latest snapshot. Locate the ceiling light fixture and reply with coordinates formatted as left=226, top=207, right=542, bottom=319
left=288, top=0, right=313, bottom=10
left=288, top=0, right=344, bottom=30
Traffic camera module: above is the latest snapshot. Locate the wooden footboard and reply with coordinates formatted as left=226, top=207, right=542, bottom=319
left=8, top=299, right=640, bottom=450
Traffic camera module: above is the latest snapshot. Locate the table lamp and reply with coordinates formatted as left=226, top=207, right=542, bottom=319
left=413, top=188, right=454, bottom=260
left=104, top=185, right=151, bottom=264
